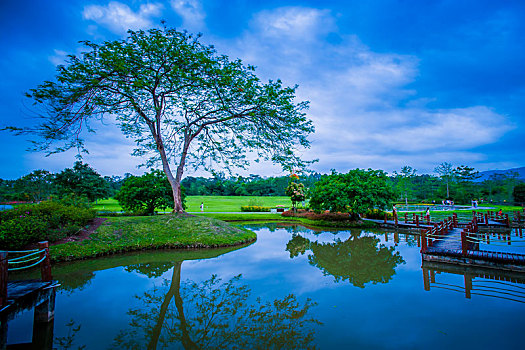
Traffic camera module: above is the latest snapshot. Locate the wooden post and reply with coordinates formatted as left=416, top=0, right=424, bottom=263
left=505, top=214, right=510, bottom=227
left=38, top=242, right=52, bottom=282
left=415, top=215, right=419, bottom=227
left=461, top=230, right=467, bottom=257
left=404, top=213, right=408, bottom=223
left=421, top=230, right=427, bottom=253
left=484, top=213, right=488, bottom=225
left=464, top=274, right=472, bottom=299
left=33, top=288, right=55, bottom=350
left=384, top=212, right=388, bottom=224
left=394, top=212, right=398, bottom=226
left=422, top=267, right=430, bottom=291
left=0, top=251, right=7, bottom=307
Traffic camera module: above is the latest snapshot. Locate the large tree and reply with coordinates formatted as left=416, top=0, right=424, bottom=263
left=309, top=169, right=395, bottom=216
left=9, top=28, right=314, bottom=212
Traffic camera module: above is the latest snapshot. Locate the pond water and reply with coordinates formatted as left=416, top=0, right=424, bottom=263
left=6, top=224, right=525, bottom=349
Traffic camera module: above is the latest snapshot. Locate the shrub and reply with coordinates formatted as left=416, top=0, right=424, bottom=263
left=240, top=205, right=272, bottom=212
left=281, top=210, right=359, bottom=221
left=0, top=201, right=96, bottom=250
left=362, top=209, right=388, bottom=220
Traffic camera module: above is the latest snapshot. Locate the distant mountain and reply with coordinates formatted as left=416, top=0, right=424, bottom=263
left=477, top=167, right=525, bottom=182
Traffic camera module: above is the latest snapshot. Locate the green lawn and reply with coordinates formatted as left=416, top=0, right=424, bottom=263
left=94, top=196, right=292, bottom=213
left=50, top=215, right=256, bottom=262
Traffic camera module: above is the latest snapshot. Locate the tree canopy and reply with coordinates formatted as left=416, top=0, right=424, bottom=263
left=53, top=161, right=110, bottom=202
left=309, top=169, right=395, bottom=215
left=115, top=169, right=184, bottom=215
left=11, top=27, right=314, bottom=212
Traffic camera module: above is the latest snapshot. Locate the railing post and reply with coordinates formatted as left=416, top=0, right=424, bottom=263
left=484, top=213, right=488, bottom=225
left=404, top=213, right=408, bottom=223
left=384, top=212, right=387, bottom=224
left=394, top=212, right=398, bottom=226
left=421, top=230, right=427, bottom=253
left=0, top=251, right=7, bottom=307
left=505, top=214, right=510, bottom=227
left=38, top=242, right=52, bottom=282
left=416, top=215, right=419, bottom=227
left=461, top=230, right=467, bottom=257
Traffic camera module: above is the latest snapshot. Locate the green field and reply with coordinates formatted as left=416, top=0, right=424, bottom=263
left=94, top=196, right=292, bottom=213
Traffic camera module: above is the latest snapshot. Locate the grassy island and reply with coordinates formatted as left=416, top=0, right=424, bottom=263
left=50, top=215, right=256, bottom=262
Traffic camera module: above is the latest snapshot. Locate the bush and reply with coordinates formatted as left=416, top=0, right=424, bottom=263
left=281, top=210, right=359, bottom=221
left=362, top=209, right=388, bottom=220
left=0, top=201, right=96, bottom=250
left=240, top=205, right=272, bottom=212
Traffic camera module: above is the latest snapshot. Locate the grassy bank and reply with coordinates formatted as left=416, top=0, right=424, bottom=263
left=94, top=196, right=292, bottom=213
left=50, top=215, right=256, bottom=262
left=195, top=212, right=379, bottom=229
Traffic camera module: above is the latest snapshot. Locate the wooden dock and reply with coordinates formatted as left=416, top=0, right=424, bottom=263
left=1, top=242, right=57, bottom=350
left=420, top=217, right=525, bottom=271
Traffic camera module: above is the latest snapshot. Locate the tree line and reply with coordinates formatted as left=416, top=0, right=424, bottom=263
left=2, top=161, right=524, bottom=207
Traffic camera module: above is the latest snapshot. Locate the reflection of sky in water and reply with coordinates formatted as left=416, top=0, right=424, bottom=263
left=6, top=225, right=525, bottom=349
left=476, top=229, right=525, bottom=254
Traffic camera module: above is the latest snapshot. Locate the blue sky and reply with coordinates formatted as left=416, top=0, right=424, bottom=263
left=1, top=0, right=524, bottom=179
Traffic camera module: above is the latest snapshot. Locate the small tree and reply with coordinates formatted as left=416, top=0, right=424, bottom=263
left=285, top=182, right=306, bottom=211
left=53, top=161, right=110, bottom=202
left=115, top=170, right=185, bottom=215
left=309, top=169, right=395, bottom=216
left=434, top=162, right=454, bottom=198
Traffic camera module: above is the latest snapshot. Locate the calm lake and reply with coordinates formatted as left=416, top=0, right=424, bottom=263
left=7, top=224, right=525, bottom=349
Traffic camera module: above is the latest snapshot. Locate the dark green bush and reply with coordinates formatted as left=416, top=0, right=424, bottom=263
left=0, top=201, right=96, bottom=250
left=240, top=205, right=272, bottom=212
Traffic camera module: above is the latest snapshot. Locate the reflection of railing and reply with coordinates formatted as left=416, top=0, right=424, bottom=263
left=1, top=241, right=52, bottom=307
left=422, top=262, right=525, bottom=304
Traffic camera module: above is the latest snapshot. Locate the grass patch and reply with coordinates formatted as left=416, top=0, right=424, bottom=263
left=50, top=215, right=256, bottom=262
left=94, top=196, right=292, bottom=213
left=195, top=212, right=379, bottom=229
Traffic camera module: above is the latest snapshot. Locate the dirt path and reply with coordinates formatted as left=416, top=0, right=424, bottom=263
left=50, top=217, right=108, bottom=246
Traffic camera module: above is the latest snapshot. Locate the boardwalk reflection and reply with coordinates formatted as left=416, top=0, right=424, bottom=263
left=422, top=261, right=525, bottom=303
left=286, top=233, right=405, bottom=288
left=112, top=261, right=320, bottom=349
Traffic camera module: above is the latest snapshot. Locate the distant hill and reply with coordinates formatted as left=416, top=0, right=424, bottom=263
left=477, top=167, right=525, bottom=182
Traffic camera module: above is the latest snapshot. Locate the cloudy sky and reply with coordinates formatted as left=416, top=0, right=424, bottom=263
left=1, top=0, right=524, bottom=179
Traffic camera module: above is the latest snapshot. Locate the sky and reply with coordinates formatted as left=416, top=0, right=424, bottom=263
left=1, top=0, right=524, bottom=179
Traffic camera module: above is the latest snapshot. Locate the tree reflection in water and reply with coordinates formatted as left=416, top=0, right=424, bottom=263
left=112, top=261, right=320, bottom=349
left=286, top=233, right=405, bottom=288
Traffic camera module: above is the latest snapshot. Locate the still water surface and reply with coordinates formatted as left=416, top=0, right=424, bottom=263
left=7, top=224, right=525, bottom=349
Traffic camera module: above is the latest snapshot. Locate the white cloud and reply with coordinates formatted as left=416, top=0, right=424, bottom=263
left=171, top=0, right=205, bottom=31
left=83, top=2, right=163, bottom=34
left=48, top=49, right=68, bottom=66
left=212, top=6, right=514, bottom=174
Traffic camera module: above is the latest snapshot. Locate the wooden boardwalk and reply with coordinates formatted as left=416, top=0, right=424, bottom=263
left=420, top=219, right=525, bottom=271
left=1, top=242, right=57, bottom=349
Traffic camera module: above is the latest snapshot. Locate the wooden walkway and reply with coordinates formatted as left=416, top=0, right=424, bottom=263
left=1, top=242, right=57, bottom=349
left=420, top=219, right=525, bottom=271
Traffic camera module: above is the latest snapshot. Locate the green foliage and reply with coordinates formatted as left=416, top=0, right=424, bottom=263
left=115, top=170, right=186, bottom=215
left=309, top=169, right=395, bottom=215
left=53, top=161, right=110, bottom=202
left=513, top=183, right=525, bottom=204
left=0, top=201, right=96, bottom=250
left=240, top=205, right=272, bottom=212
